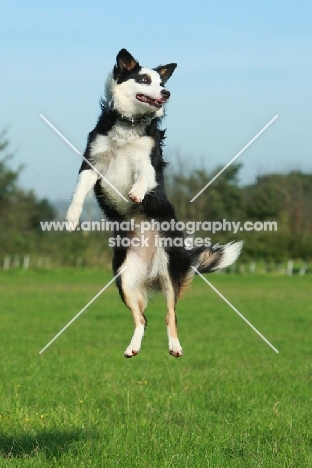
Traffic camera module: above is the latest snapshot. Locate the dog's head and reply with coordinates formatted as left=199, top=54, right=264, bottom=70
left=106, top=49, right=177, bottom=118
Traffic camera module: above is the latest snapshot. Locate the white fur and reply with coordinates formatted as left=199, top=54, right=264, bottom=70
left=148, top=244, right=168, bottom=280
left=159, top=271, right=182, bottom=357
left=121, top=247, right=149, bottom=290
left=66, top=56, right=243, bottom=359
left=167, top=329, right=183, bottom=357
left=124, top=323, right=145, bottom=357
left=110, top=68, right=165, bottom=118
left=217, top=241, right=243, bottom=270
left=90, top=133, right=156, bottom=213
left=107, top=121, right=146, bottom=143
left=120, top=250, right=148, bottom=357
left=121, top=226, right=168, bottom=282
left=66, top=64, right=170, bottom=226
left=119, top=227, right=175, bottom=357
left=67, top=131, right=157, bottom=225
left=66, top=170, right=98, bottom=230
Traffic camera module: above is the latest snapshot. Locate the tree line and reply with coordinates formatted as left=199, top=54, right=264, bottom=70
left=0, top=131, right=311, bottom=267
left=165, top=160, right=312, bottom=261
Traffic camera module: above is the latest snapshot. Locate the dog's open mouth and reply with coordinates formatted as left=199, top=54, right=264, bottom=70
left=136, top=94, right=166, bottom=109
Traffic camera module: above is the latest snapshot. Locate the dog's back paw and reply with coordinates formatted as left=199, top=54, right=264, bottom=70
left=169, top=338, right=183, bottom=357
left=124, top=347, right=139, bottom=358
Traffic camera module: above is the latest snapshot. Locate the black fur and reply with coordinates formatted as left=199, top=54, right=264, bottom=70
left=66, top=49, right=241, bottom=357
left=73, top=49, right=239, bottom=308
left=81, top=107, right=188, bottom=280
left=79, top=96, right=225, bottom=301
left=114, top=49, right=141, bottom=83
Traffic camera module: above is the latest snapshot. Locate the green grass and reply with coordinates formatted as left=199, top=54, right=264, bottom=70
left=0, top=269, right=311, bottom=467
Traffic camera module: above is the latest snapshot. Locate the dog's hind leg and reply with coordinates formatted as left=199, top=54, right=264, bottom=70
left=160, top=273, right=183, bottom=357
left=118, top=252, right=148, bottom=358
left=123, top=292, right=147, bottom=358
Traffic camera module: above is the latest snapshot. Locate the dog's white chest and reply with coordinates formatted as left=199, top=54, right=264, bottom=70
left=90, top=131, right=155, bottom=213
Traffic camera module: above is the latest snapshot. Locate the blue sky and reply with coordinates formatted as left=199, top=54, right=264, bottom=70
left=2, top=0, right=312, bottom=200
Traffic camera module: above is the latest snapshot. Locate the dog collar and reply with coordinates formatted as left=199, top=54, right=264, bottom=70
left=117, top=113, right=156, bottom=127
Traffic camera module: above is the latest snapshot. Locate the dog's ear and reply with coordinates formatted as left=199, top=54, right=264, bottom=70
left=154, top=63, right=177, bottom=83
left=114, top=49, right=139, bottom=80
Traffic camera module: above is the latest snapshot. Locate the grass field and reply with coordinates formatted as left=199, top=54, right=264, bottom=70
left=0, top=269, right=311, bottom=467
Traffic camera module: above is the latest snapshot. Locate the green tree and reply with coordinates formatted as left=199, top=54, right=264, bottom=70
left=0, top=130, right=56, bottom=254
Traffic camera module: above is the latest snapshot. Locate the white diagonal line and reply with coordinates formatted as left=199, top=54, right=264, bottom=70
left=39, top=266, right=127, bottom=354
left=190, top=115, right=278, bottom=202
left=40, top=114, right=129, bottom=203
left=40, top=114, right=82, bottom=155
left=191, top=266, right=279, bottom=353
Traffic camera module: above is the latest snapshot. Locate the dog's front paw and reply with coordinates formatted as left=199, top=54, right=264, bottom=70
left=65, top=204, right=82, bottom=231
left=128, top=184, right=146, bottom=203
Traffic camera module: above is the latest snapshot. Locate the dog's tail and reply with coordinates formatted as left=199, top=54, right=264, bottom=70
left=189, top=240, right=243, bottom=274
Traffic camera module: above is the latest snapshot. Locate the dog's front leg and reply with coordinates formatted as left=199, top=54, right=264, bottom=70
left=128, top=137, right=157, bottom=203
left=128, top=163, right=157, bottom=203
left=66, top=169, right=98, bottom=231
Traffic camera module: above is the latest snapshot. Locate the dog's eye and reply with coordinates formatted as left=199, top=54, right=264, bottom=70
left=139, top=75, right=151, bottom=84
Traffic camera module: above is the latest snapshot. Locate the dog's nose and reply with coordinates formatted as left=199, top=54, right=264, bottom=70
left=161, top=89, right=170, bottom=100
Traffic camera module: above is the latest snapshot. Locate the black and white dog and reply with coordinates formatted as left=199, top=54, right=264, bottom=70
left=66, top=49, right=242, bottom=358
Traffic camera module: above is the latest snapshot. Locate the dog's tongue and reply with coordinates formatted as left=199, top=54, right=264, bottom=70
left=136, top=94, right=164, bottom=108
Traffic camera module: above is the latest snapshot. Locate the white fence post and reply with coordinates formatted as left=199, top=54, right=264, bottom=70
left=3, top=256, right=10, bottom=270
left=23, top=256, right=30, bottom=270
left=299, top=264, right=306, bottom=276
left=286, top=260, right=293, bottom=276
